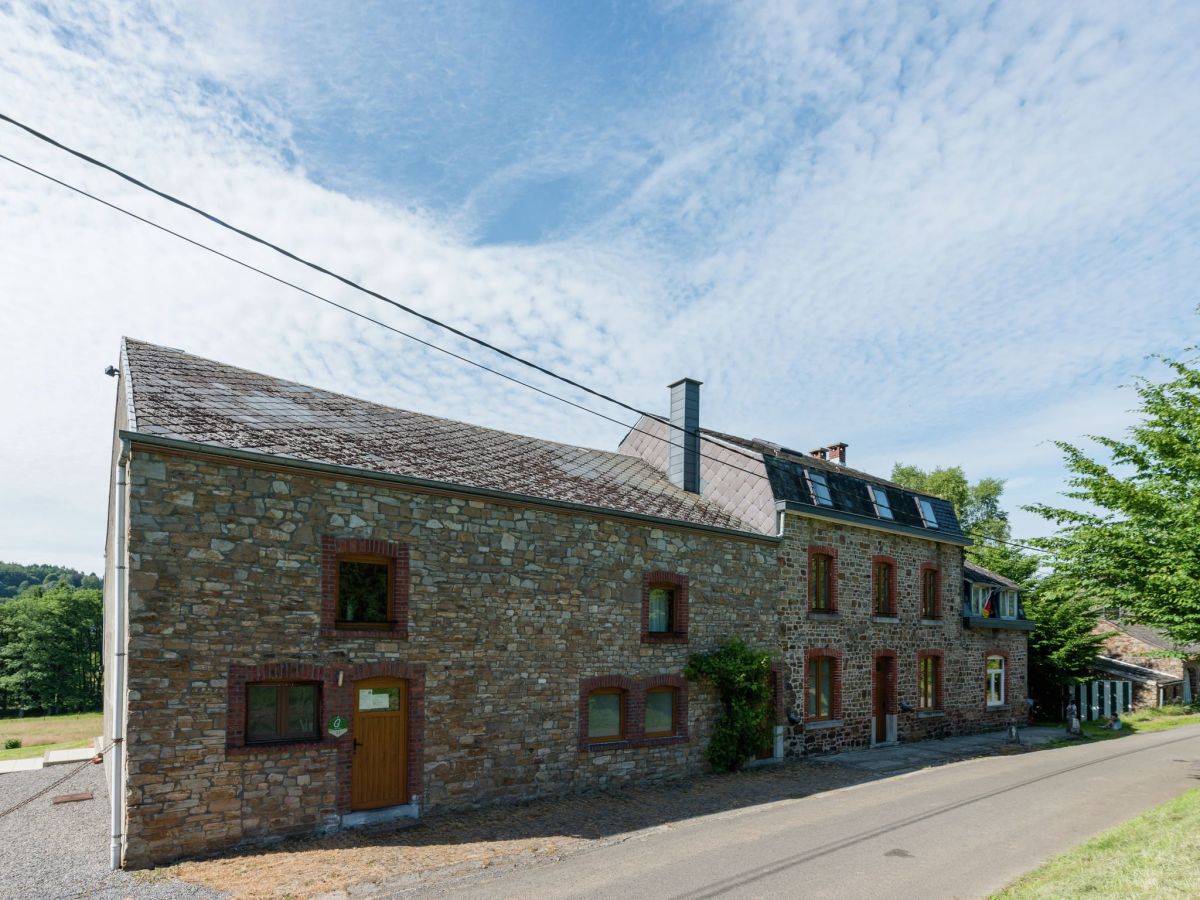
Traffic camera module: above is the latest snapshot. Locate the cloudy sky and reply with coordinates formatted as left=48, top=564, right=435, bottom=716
left=1, top=1, right=1197, bottom=573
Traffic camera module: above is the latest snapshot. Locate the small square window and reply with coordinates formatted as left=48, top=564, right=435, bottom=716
left=648, top=587, right=674, bottom=633
left=917, top=498, right=938, bottom=528
left=587, top=689, right=624, bottom=741
left=808, top=471, right=833, bottom=506
left=246, top=682, right=320, bottom=744
left=870, top=485, right=893, bottom=519
left=645, top=688, right=676, bottom=737
left=337, top=555, right=392, bottom=626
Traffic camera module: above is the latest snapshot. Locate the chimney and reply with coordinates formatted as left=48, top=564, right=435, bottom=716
left=810, top=447, right=828, bottom=460
left=668, top=378, right=702, bottom=493
left=827, top=443, right=848, bottom=465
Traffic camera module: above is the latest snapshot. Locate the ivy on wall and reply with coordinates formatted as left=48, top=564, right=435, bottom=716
left=684, top=638, right=773, bottom=771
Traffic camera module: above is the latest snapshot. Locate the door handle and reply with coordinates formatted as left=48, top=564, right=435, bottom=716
left=353, top=738, right=363, bottom=754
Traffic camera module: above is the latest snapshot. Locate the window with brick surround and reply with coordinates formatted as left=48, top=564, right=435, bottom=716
left=809, top=548, right=836, bottom=611
left=644, top=687, right=677, bottom=738
left=872, top=557, right=897, bottom=616
left=986, top=655, right=1006, bottom=706
left=337, top=554, right=392, bottom=626
left=806, top=651, right=840, bottom=720
left=586, top=688, right=626, bottom=741
left=641, top=572, right=688, bottom=642
left=321, top=537, right=409, bottom=638
left=918, top=652, right=944, bottom=710
left=921, top=564, right=941, bottom=619
left=245, top=681, right=320, bottom=744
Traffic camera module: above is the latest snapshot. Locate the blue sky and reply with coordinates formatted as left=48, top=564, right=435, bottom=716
left=0, top=1, right=1198, bottom=571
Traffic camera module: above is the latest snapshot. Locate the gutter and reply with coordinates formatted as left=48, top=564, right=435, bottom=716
left=775, top=500, right=972, bottom=547
left=110, top=438, right=129, bottom=870
left=117, top=430, right=780, bottom=545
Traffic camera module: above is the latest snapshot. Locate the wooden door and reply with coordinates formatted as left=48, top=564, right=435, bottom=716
left=352, top=677, right=408, bottom=811
left=873, top=659, right=889, bottom=743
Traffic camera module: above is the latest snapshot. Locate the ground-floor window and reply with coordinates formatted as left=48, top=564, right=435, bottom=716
left=644, top=686, right=677, bottom=737
left=918, top=654, right=942, bottom=710
left=246, top=682, right=320, bottom=744
left=587, top=688, right=625, bottom=741
left=807, top=654, right=838, bottom=720
left=986, top=656, right=1005, bottom=706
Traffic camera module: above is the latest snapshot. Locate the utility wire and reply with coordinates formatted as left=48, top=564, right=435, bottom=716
left=0, top=142, right=1049, bottom=555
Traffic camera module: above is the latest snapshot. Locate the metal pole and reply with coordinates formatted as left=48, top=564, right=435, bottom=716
left=110, top=440, right=129, bottom=871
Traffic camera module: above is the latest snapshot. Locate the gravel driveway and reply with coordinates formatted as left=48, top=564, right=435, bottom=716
left=0, top=762, right=223, bottom=899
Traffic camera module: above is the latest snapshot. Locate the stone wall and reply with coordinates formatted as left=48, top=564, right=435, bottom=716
left=119, top=445, right=779, bottom=867
left=1093, top=622, right=1185, bottom=680
left=777, top=513, right=1028, bottom=755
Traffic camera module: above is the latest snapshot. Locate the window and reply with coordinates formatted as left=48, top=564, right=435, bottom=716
left=808, top=470, right=833, bottom=506
left=917, top=498, right=938, bottom=528
left=918, top=655, right=942, bottom=710
left=246, top=682, right=320, bottom=744
left=587, top=689, right=625, bottom=741
left=872, top=559, right=895, bottom=617
left=970, top=584, right=991, bottom=617
left=1000, top=590, right=1018, bottom=619
left=644, top=687, right=676, bottom=738
left=648, top=587, right=674, bottom=633
left=921, top=567, right=940, bottom=618
left=336, top=554, right=393, bottom=626
left=869, top=485, right=893, bottom=519
left=810, top=551, right=835, bottom=611
left=986, top=656, right=1006, bottom=706
left=807, top=655, right=837, bottom=720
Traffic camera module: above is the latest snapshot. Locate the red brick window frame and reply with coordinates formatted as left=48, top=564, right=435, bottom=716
left=321, top=536, right=409, bottom=638
left=226, top=662, right=335, bottom=755
left=804, top=649, right=842, bottom=722
left=917, top=650, right=945, bottom=711
left=642, top=571, right=689, bottom=643
left=985, top=649, right=1010, bottom=708
left=871, top=555, right=898, bottom=617
left=578, top=674, right=689, bottom=751
left=808, top=546, right=838, bottom=612
left=920, top=563, right=942, bottom=619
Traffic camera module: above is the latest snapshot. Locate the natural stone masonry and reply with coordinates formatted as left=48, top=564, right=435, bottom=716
left=119, top=446, right=779, bottom=867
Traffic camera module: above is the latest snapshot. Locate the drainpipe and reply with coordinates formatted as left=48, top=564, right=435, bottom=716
left=110, top=439, right=129, bottom=871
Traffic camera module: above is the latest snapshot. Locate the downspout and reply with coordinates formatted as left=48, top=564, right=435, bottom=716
left=110, top=439, right=129, bottom=871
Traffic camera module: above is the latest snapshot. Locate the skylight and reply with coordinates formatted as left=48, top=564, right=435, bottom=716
left=870, top=485, right=893, bottom=519
left=808, top=470, right=833, bottom=506
left=917, top=498, right=938, bottom=528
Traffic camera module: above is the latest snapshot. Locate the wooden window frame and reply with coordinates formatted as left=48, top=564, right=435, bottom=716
left=808, top=547, right=838, bottom=612
left=244, top=680, right=322, bottom=746
left=917, top=652, right=944, bottom=711
left=641, top=572, right=688, bottom=643
left=871, top=556, right=897, bottom=617
left=805, top=650, right=841, bottom=721
left=586, top=687, right=626, bottom=742
left=334, top=553, right=395, bottom=629
left=643, top=686, right=678, bottom=738
left=920, top=564, right=942, bottom=619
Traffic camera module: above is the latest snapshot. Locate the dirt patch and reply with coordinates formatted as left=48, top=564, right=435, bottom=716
left=155, top=760, right=871, bottom=898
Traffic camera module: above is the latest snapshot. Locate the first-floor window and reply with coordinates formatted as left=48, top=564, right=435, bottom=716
left=921, top=568, right=940, bottom=618
left=873, top=560, right=895, bottom=616
left=246, top=682, right=320, bottom=744
left=336, top=554, right=393, bottom=626
left=919, top=655, right=942, bottom=710
left=1000, top=590, right=1018, bottom=619
left=810, top=553, right=834, bottom=610
left=647, top=586, right=674, bottom=634
left=807, top=655, right=836, bottom=720
left=970, top=585, right=990, bottom=616
left=587, top=688, right=625, bottom=741
left=644, top=687, right=677, bottom=737
left=986, top=656, right=1006, bottom=706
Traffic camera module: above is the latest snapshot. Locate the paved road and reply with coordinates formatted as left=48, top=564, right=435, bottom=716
left=414, top=725, right=1200, bottom=900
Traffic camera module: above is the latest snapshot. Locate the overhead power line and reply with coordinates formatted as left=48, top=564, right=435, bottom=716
left=0, top=124, right=1049, bottom=556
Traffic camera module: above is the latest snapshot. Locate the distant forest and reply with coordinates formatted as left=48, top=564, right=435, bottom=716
left=0, top=561, right=102, bottom=600
left=0, top=562, right=103, bottom=715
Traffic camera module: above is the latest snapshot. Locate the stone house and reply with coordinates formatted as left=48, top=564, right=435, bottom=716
left=103, top=340, right=1030, bottom=868
left=1077, top=619, right=1200, bottom=714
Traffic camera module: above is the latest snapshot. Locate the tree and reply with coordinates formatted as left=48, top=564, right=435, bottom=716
left=1028, top=353, right=1200, bottom=647
left=1021, top=576, right=1109, bottom=710
left=889, top=464, right=1038, bottom=586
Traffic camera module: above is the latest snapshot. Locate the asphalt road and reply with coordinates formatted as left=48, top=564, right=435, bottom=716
left=415, top=725, right=1200, bottom=900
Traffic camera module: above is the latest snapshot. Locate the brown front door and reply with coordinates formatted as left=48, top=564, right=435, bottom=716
left=352, top=677, right=408, bottom=811
left=874, top=658, right=890, bottom=743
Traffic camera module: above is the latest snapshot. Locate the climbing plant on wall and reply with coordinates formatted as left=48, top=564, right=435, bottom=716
left=684, top=638, right=773, bottom=771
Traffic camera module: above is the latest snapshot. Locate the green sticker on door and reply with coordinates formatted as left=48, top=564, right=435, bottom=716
left=328, top=714, right=349, bottom=738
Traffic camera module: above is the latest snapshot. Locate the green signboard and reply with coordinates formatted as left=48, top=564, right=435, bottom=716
left=328, top=714, right=349, bottom=738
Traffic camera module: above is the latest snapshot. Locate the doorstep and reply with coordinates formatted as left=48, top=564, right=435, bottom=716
left=341, top=801, right=421, bottom=830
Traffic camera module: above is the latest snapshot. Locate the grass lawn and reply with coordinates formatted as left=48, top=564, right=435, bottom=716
left=995, top=788, right=1200, bottom=899
left=1040, top=704, right=1200, bottom=749
left=0, top=711, right=101, bottom=760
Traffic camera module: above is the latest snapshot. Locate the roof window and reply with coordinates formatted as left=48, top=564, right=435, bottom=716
left=808, top=471, right=833, bottom=506
left=917, top=498, right=938, bottom=528
left=869, top=485, right=893, bottom=519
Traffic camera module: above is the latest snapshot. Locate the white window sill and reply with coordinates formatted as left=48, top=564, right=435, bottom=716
left=805, top=718, right=843, bottom=730
left=987, top=702, right=1007, bottom=709
left=917, top=709, right=945, bottom=718
left=919, top=618, right=943, bottom=625
left=872, top=616, right=899, bottom=624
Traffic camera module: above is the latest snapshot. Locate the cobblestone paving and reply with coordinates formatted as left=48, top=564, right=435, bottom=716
left=160, top=761, right=873, bottom=899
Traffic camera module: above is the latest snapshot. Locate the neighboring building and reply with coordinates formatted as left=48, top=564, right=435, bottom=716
left=104, top=341, right=1031, bottom=868
left=1087, top=619, right=1200, bottom=709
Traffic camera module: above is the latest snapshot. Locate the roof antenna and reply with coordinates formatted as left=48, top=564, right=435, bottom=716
left=104, top=365, right=119, bottom=377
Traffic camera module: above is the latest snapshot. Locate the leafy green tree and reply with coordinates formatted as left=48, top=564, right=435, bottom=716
left=0, top=561, right=102, bottom=600
left=1021, top=576, right=1109, bottom=710
left=0, top=586, right=102, bottom=713
left=889, top=464, right=1037, bottom=586
left=1028, top=353, right=1200, bottom=647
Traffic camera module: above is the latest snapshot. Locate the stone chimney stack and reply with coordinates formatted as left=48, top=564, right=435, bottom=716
left=668, top=378, right=701, bottom=493
left=827, top=443, right=848, bottom=465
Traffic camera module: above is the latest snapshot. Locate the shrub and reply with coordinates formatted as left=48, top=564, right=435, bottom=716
left=684, top=638, right=773, bottom=771
left=3, top=738, right=20, bottom=750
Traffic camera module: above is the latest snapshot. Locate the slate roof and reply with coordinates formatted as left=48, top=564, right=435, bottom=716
left=963, top=560, right=1021, bottom=590
left=1093, top=656, right=1182, bottom=684
left=119, top=339, right=764, bottom=534
left=702, top=431, right=966, bottom=544
left=1100, top=620, right=1200, bottom=656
